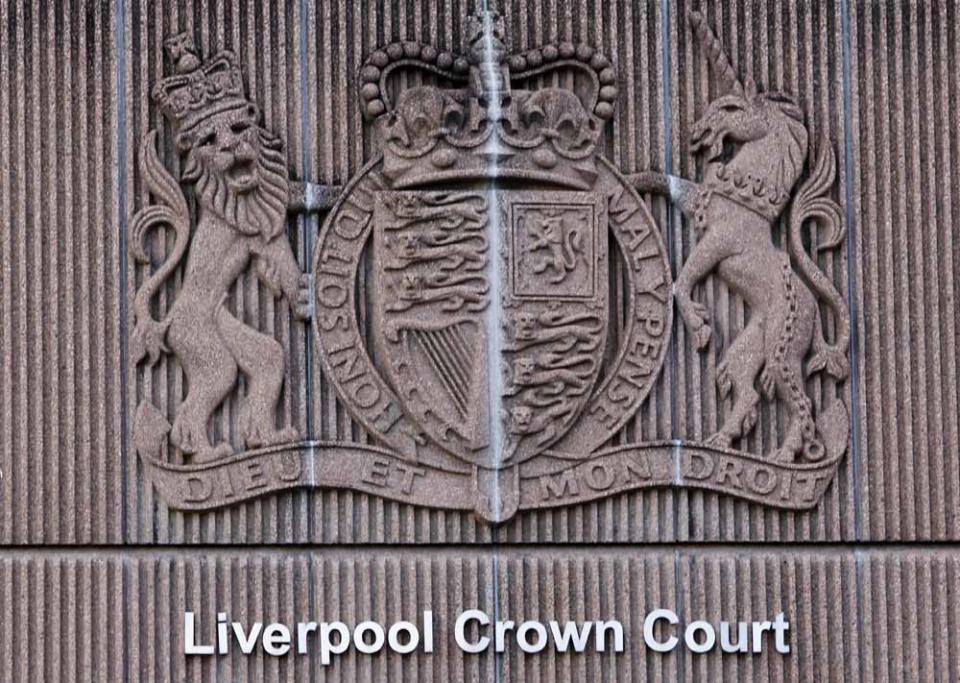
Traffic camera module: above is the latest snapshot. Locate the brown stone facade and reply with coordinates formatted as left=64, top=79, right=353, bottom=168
left=1, top=0, right=958, bottom=680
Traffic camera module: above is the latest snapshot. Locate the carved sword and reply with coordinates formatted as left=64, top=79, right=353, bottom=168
left=287, top=181, right=343, bottom=213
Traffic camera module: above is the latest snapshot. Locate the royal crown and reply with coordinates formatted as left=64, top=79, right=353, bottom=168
left=153, top=33, right=250, bottom=133
left=359, top=10, right=619, bottom=189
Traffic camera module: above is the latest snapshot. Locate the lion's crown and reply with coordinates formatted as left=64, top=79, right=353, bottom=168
left=153, top=33, right=250, bottom=133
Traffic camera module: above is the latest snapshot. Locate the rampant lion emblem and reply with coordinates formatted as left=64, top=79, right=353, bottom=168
left=520, top=210, right=584, bottom=283
left=130, top=34, right=310, bottom=463
left=635, top=12, right=850, bottom=463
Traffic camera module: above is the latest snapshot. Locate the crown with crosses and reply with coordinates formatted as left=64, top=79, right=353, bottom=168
left=152, top=32, right=252, bottom=133
left=358, top=10, right=619, bottom=189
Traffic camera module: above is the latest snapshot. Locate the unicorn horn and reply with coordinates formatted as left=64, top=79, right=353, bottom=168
left=688, top=11, right=744, bottom=97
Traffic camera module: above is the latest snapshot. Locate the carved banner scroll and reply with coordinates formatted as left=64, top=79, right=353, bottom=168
left=140, top=440, right=843, bottom=512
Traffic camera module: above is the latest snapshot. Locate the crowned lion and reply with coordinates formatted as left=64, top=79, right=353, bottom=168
left=131, top=34, right=310, bottom=463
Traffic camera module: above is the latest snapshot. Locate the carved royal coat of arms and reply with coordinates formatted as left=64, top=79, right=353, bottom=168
left=131, top=11, right=850, bottom=522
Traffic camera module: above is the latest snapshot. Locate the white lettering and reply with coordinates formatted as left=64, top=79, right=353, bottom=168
left=354, top=621, right=385, bottom=654
left=216, top=612, right=229, bottom=654
left=455, top=609, right=490, bottom=653
left=494, top=620, right=515, bottom=651
left=424, top=610, right=434, bottom=653
left=752, top=620, right=773, bottom=652
left=719, top=621, right=748, bottom=653
left=549, top=620, right=593, bottom=652
left=179, top=609, right=789, bottom=658
left=684, top=621, right=716, bottom=653
left=232, top=622, right=263, bottom=655
left=297, top=622, right=318, bottom=653
left=262, top=624, right=291, bottom=656
left=773, top=613, right=791, bottom=653
left=644, top=609, right=679, bottom=652
left=387, top=621, right=420, bottom=654
left=183, top=612, right=214, bottom=655
left=319, top=622, right=350, bottom=665
left=516, top=621, right=548, bottom=653
left=595, top=620, right=624, bottom=652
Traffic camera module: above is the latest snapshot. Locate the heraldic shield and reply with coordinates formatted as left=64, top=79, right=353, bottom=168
left=372, top=190, right=608, bottom=469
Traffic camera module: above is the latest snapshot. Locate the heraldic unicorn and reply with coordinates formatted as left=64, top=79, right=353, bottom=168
left=634, top=12, right=850, bottom=465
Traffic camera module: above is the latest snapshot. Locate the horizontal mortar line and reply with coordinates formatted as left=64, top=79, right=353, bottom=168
left=3, top=541, right=960, bottom=556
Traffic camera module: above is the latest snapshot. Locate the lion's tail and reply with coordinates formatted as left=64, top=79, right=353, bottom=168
left=788, top=143, right=850, bottom=380
left=130, top=131, right=191, bottom=366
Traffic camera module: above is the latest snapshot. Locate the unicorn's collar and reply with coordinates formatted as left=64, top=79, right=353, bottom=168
left=704, top=163, right=791, bottom=222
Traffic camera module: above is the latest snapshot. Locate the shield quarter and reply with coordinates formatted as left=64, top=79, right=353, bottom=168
left=373, top=190, right=608, bottom=469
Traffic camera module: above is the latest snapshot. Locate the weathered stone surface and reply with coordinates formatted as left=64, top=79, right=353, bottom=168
left=4, top=548, right=960, bottom=682
left=6, top=0, right=917, bottom=546
left=110, top=0, right=856, bottom=542
left=848, top=0, right=960, bottom=540
left=1, top=0, right=959, bottom=679
left=0, top=0, right=124, bottom=544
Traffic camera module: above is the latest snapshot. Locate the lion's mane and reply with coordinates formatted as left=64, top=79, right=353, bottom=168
left=182, top=127, right=289, bottom=241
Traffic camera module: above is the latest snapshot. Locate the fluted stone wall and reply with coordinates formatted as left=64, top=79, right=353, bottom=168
left=1, top=0, right=958, bottom=680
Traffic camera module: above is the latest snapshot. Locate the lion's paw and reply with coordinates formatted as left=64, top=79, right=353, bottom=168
left=170, top=415, right=199, bottom=455
left=196, top=442, right=234, bottom=463
left=237, top=404, right=257, bottom=446
left=691, top=323, right=713, bottom=350
left=292, top=273, right=313, bottom=320
left=273, top=426, right=300, bottom=444
left=741, top=405, right=759, bottom=435
left=240, top=412, right=299, bottom=449
left=171, top=414, right=233, bottom=462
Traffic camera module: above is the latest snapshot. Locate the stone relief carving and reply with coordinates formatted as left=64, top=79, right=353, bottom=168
left=132, top=11, right=850, bottom=522
left=130, top=34, right=311, bottom=462
left=633, top=12, right=851, bottom=465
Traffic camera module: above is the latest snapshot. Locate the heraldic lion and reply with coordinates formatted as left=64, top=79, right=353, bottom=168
left=131, top=34, right=310, bottom=463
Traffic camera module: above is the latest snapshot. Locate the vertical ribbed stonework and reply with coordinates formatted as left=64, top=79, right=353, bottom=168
left=679, top=551, right=862, bottom=681
left=0, top=550, right=502, bottom=682
left=0, top=0, right=879, bottom=545
left=6, top=548, right=958, bottom=682
left=0, top=0, right=123, bottom=544
left=849, top=0, right=960, bottom=540
left=858, top=551, right=960, bottom=681
left=2, top=1, right=960, bottom=679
